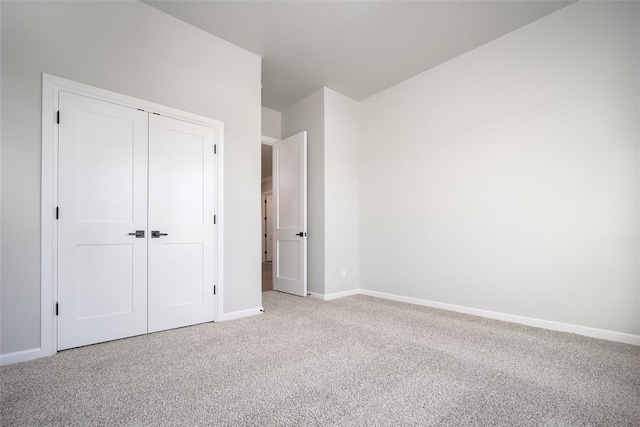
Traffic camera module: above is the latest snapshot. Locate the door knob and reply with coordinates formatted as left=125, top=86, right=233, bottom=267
left=295, top=232, right=305, bottom=237
left=151, top=230, right=168, bottom=238
left=128, top=230, right=145, bottom=238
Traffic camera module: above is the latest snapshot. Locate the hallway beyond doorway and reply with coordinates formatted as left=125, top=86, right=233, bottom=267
left=262, top=262, right=273, bottom=292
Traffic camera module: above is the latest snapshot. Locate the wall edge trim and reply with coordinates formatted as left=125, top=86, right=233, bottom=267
left=359, top=289, right=640, bottom=346
left=0, top=348, right=44, bottom=366
left=219, top=307, right=264, bottom=322
left=309, top=289, right=360, bottom=301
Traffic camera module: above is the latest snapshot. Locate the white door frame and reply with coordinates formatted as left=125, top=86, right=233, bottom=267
left=261, top=136, right=277, bottom=146
left=262, top=191, right=273, bottom=263
left=41, top=74, right=225, bottom=357
left=261, top=136, right=277, bottom=263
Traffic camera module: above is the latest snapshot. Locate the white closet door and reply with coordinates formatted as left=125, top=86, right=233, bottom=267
left=148, top=115, right=217, bottom=333
left=57, top=91, right=149, bottom=350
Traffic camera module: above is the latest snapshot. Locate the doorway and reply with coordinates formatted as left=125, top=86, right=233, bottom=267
left=261, top=132, right=308, bottom=297
left=261, top=139, right=275, bottom=292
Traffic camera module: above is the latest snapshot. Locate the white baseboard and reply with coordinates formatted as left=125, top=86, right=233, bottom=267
left=309, top=289, right=360, bottom=301
left=359, top=289, right=640, bottom=346
left=0, top=347, right=45, bottom=366
left=2, top=291, right=636, bottom=367
left=1, top=308, right=264, bottom=365
left=218, top=307, right=264, bottom=321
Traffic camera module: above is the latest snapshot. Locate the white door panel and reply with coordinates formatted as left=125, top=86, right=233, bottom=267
left=57, top=91, right=148, bottom=350
left=74, top=110, right=136, bottom=223
left=273, top=132, right=307, bottom=296
left=148, top=114, right=217, bottom=333
left=76, top=244, right=134, bottom=319
left=151, top=128, right=206, bottom=225
left=156, top=243, right=204, bottom=307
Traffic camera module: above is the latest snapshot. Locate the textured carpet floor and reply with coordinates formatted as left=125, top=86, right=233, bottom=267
left=1, top=292, right=639, bottom=426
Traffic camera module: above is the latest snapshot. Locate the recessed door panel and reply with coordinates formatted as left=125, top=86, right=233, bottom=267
left=76, top=110, right=135, bottom=223
left=276, top=142, right=301, bottom=230
left=148, top=114, right=217, bottom=333
left=158, top=243, right=204, bottom=307
left=277, top=240, right=301, bottom=281
left=76, top=244, right=134, bottom=319
left=152, top=129, right=205, bottom=225
left=57, top=91, right=148, bottom=350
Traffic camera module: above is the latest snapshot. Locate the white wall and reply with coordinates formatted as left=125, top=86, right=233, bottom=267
left=324, top=89, right=360, bottom=294
left=360, top=1, right=640, bottom=335
left=282, top=89, right=325, bottom=294
left=281, top=88, right=361, bottom=296
left=261, top=107, right=282, bottom=140
left=0, top=1, right=262, bottom=354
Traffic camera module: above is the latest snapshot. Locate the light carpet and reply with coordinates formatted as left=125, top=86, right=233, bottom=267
left=1, top=292, right=639, bottom=426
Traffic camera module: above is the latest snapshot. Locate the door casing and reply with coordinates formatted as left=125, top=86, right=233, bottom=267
left=262, top=192, right=274, bottom=263
left=41, top=74, right=225, bottom=357
left=261, top=136, right=276, bottom=263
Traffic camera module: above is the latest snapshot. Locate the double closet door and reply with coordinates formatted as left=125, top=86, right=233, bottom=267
left=57, top=91, right=218, bottom=350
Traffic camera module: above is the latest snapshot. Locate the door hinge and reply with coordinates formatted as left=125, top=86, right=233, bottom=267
left=56, top=111, right=60, bottom=124
left=213, top=285, right=217, bottom=295
left=214, top=214, right=217, bottom=225
left=56, top=207, right=59, bottom=220
left=55, top=303, right=59, bottom=316
left=214, top=144, right=217, bottom=154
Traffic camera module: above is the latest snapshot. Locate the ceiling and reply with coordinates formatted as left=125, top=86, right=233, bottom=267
left=145, top=1, right=572, bottom=111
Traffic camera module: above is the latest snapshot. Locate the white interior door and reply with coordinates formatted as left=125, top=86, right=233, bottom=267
left=148, top=114, right=217, bottom=333
left=273, top=131, right=307, bottom=296
left=57, top=91, right=149, bottom=350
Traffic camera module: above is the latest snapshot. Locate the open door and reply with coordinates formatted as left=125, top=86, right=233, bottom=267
left=273, top=131, right=307, bottom=296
